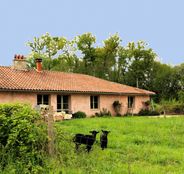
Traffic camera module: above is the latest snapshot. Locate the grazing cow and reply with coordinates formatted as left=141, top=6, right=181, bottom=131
left=100, top=130, right=110, bottom=150
left=73, top=130, right=99, bottom=152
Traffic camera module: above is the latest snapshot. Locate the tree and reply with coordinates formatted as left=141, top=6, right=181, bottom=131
left=172, top=63, right=184, bottom=101
left=124, top=41, right=156, bottom=89
left=26, top=32, right=184, bottom=103
left=178, top=91, right=184, bottom=103
left=76, top=33, right=96, bottom=75
left=113, top=46, right=129, bottom=83
left=27, top=32, right=66, bottom=70
left=174, top=63, right=184, bottom=90
left=151, top=62, right=179, bottom=102
left=95, top=34, right=121, bottom=80
left=50, top=39, right=81, bottom=73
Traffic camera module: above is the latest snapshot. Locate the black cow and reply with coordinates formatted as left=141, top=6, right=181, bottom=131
left=100, top=130, right=110, bottom=150
left=73, top=130, right=99, bottom=152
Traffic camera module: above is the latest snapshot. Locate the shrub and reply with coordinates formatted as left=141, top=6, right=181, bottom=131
left=156, top=100, right=184, bottom=115
left=72, top=111, right=87, bottom=118
left=144, top=100, right=151, bottom=106
left=150, top=110, right=160, bottom=116
left=138, top=109, right=160, bottom=116
left=178, top=90, right=184, bottom=103
left=142, top=100, right=151, bottom=110
left=0, top=103, right=48, bottom=172
left=112, top=100, right=122, bottom=116
left=95, top=108, right=111, bottom=117
left=138, top=109, right=150, bottom=116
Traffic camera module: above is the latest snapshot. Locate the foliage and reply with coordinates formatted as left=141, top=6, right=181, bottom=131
left=151, top=62, right=180, bottom=102
left=138, top=109, right=160, bottom=116
left=0, top=103, right=48, bottom=173
left=72, top=111, right=87, bottom=119
left=144, top=100, right=151, bottom=106
left=178, top=90, right=184, bottom=103
left=174, top=63, right=184, bottom=91
left=123, top=41, right=156, bottom=89
left=114, top=46, right=129, bottom=83
left=95, top=108, right=111, bottom=117
left=112, top=100, right=122, bottom=116
left=26, top=32, right=184, bottom=103
left=156, top=100, right=184, bottom=115
left=76, top=33, right=96, bottom=75
left=27, top=32, right=67, bottom=70
left=96, top=34, right=121, bottom=80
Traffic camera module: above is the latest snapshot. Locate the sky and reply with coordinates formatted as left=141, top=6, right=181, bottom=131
left=0, top=0, right=184, bottom=66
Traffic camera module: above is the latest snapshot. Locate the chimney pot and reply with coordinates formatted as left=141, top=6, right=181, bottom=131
left=14, top=54, right=25, bottom=61
left=35, top=58, right=42, bottom=72
left=13, top=54, right=27, bottom=70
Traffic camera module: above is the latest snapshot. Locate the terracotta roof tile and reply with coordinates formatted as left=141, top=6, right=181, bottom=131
left=0, top=66, right=155, bottom=95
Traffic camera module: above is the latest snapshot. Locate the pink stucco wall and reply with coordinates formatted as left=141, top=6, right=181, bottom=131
left=0, top=92, right=36, bottom=107
left=70, top=94, right=150, bottom=116
left=0, top=91, right=150, bottom=116
left=134, top=95, right=150, bottom=113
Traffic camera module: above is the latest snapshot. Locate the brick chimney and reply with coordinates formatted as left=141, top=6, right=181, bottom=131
left=13, top=54, right=28, bottom=70
left=35, top=58, right=42, bottom=72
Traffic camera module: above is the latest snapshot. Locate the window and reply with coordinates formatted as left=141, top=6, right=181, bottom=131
left=90, top=96, right=99, bottom=109
left=128, top=96, right=135, bottom=108
left=57, top=95, right=69, bottom=112
left=37, top=95, right=49, bottom=105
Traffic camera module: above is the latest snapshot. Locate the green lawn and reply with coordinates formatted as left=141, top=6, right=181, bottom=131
left=55, top=116, right=184, bottom=174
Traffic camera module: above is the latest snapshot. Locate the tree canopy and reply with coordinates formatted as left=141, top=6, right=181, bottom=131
left=26, top=32, right=184, bottom=102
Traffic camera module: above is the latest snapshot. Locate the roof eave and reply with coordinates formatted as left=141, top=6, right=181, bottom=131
left=0, top=88, right=154, bottom=96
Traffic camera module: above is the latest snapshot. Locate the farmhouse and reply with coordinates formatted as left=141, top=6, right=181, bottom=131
left=0, top=55, right=155, bottom=116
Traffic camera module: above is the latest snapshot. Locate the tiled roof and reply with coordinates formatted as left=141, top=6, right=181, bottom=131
left=0, top=66, right=155, bottom=95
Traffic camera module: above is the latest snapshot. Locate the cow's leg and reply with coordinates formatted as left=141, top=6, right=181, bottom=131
left=75, top=143, right=80, bottom=151
left=86, top=145, right=92, bottom=152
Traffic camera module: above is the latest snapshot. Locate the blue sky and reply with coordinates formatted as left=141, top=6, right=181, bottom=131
left=0, top=0, right=184, bottom=66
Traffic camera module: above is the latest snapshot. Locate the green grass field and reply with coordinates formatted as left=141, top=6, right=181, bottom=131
left=54, top=116, right=184, bottom=174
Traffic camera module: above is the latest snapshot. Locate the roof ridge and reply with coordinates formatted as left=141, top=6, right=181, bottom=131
left=0, top=65, right=11, bottom=68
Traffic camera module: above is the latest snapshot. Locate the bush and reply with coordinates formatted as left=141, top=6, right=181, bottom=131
left=156, top=100, right=184, bottom=115
left=138, top=109, right=160, bottom=116
left=150, top=110, right=160, bottom=116
left=95, top=108, right=111, bottom=117
left=178, top=90, right=184, bottom=103
left=112, top=100, right=122, bottom=116
left=0, top=103, right=48, bottom=173
left=72, top=111, right=87, bottom=118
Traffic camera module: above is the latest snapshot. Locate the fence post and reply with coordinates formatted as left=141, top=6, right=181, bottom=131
left=47, top=106, right=55, bottom=156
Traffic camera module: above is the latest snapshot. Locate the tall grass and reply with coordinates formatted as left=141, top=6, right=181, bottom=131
left=55, top=117, right=184, bottom=174
left=2, top=116, right=184, bottom=173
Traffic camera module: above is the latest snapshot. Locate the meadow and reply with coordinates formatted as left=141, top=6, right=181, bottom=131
left=55, top=116, right=184, bottom=174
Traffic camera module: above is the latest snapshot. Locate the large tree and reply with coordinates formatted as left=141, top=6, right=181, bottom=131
left=75, top=33, right=96, bottom=75
left=111, top=46, right=129, bottom=83
left=95, top=34, right=121, bottom=80
left=150, top=62, right=180, bottom=102
left=123, top=41, right=156, bottom=89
